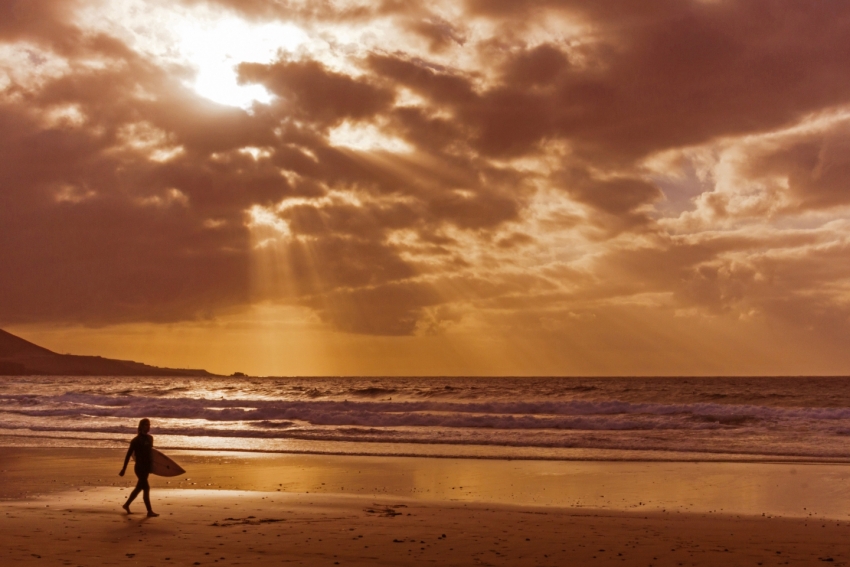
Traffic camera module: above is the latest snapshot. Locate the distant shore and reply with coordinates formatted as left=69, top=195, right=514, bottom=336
left=0, top=328, right=216, bottom=377
left=2, top=447, right=849, bottom=566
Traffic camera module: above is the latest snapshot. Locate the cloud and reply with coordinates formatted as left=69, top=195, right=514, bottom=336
left=407, top=16, right=466, bottom=53
left=2, top=0, right=850, bottom=364
left=463, top=0, right=850, bottom=163
left=0, top=0, right=81, bottom=51
left=305, top=281, right=440, bottom=336
left=238, top=59, right=395, bottom=127
left=746, top=118, right=850, bottom=211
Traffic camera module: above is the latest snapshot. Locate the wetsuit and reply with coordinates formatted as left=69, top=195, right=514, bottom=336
left=124, top=434, right=154, bottom=512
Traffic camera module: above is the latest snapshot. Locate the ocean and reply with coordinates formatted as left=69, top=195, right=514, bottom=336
left=2, top=376, right=850, bottom=461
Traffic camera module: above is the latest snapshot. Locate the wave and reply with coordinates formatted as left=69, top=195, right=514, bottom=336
left=3, top=392, right=850, bottom=422
left=2, top=406, right=717, bottom=431
left=3, top=423, right=850, bottom=460
left=347, top=387, right=397, bottom=397
left=4, top=378, right=850, bottom=460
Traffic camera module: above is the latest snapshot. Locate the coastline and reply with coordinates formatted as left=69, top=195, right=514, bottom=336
left=6, top=431, right=850, bottom=465
left=3, top=447, right=850, bottom=566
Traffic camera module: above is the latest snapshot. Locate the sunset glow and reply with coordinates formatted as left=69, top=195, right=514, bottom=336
left=3, top=0, right=850, bottom=375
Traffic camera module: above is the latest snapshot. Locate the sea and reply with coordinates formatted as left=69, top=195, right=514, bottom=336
left=2, top=375, right=850, bottom=462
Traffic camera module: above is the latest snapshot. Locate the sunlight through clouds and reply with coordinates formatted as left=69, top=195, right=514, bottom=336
left=6, top=0, right=850, bottom=374
left=176, top=18, right=310, bottom=108
left=329, top=121, right=414, bottom=153
left=80, top=0, right=311, bottom=108
left=248, top=205, right=292, bottom=244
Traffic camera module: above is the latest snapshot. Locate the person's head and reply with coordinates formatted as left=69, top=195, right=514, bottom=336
left=138, top=418, right=151, bottom=434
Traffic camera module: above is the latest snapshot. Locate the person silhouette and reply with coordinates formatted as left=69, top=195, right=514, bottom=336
left=119, top=418, right=159, bottom=517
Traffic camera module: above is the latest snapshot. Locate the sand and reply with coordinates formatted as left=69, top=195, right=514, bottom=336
left=2, top=447, right=850, bottom=566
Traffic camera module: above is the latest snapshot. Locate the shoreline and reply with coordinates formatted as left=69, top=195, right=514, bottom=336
left=5, top=432, right=850, bottom=465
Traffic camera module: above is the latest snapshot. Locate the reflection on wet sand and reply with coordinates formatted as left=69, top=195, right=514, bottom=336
left=3, top=447, right=850, bottom=520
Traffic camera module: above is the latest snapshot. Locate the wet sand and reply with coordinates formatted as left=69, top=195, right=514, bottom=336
left=2, top=447, right=850, bottom=565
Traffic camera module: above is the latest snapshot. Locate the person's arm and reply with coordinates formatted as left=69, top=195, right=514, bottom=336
left=119, top=440, right=135, bottom=476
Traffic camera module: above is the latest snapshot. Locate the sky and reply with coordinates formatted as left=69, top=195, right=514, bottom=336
left=3, top=0, right=850, bottom=376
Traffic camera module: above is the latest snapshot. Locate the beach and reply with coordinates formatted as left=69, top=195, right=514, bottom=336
left=3, top=447, right=850, bottom=566
left=5, top=376, right=850, bottom=565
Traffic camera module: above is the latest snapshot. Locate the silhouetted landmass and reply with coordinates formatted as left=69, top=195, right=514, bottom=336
left=0, top=329, right=217, bottom=376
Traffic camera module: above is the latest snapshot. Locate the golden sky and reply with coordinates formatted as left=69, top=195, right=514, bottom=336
left=3, top=0, right=850, bottom=376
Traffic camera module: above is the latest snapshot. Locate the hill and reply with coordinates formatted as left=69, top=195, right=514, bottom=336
left=0, top=329, right=216, bottom=376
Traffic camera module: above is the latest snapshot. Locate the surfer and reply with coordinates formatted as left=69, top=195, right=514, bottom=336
left=119, top=418, right=159, bottom=517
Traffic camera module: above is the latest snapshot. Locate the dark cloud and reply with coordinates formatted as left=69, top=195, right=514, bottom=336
left=0, top=32, right=262, bottom=325
left=444, top=1, right=850, bottom=162
left=304, top=281, right=440, bottom=336
left=570, top=176, right=662, bottom=216
left=0, top=99, right=252, bottom=325
left=367, top=53, right=477, bottom=106
left=556, top=169, right=663, bottom=233
left=185, top=0, right=427, bottom=25
left=589, top=229, right=850, bottom=340
left=238, top=59, right=395, bottom=127
left=408, top=17, right=466, bottom=52
left=427, top=188, right=520, bottom=229
left=501, top=43, right=569, bottom=87
left=0, top=0, right=81, bottom=50
left=746, top=124, right=850, bottom=211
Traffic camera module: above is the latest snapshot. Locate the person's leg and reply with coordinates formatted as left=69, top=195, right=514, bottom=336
left=139, top=473, right=158, bottom=517
left=141, top=476, right=151, bottom=512
left=123, top=478, right=144, bottom=512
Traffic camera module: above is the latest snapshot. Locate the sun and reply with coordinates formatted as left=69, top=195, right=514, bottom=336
left=174, top=17, right=309, bottom=108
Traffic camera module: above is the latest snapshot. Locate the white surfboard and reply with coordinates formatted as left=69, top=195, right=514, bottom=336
left=134, top=448, right=186, bottom=477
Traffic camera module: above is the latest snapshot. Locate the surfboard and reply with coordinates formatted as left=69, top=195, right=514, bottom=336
left=133, top=448, right=186, bottom=477
left=150, top=448, right=185, bottom=477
